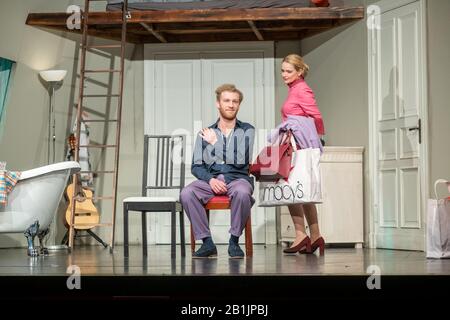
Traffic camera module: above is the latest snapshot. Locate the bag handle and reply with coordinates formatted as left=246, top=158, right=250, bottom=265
left=434, top=179, right=450, bottom=200
left=277, top=129, right=298, bottom=151
left=290, top=133, right=298, bottom=152
left=277, top=130, right=292, bottom=145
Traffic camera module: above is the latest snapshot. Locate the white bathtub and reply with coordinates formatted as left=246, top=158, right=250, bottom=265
left=0, top=161, right=80, bottom=255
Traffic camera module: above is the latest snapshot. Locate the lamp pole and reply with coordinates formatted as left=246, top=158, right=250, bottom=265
left=47, top=86, right=51, bottom=164
left=47, top=83, right=57, bottom=164
left=51, top=83, right=56, bottom=164
left=46, top=83, right=55, bottom=164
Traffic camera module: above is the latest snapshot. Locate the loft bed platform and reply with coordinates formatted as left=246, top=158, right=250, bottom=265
left=26, top=4, right=364, bottom=44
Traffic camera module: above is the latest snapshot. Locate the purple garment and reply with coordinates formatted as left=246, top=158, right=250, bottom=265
left=268, top=115, right=323, bottom=153
left=180, top=175, right=254, bottom=240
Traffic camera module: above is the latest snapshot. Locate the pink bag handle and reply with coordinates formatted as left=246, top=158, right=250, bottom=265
left=277, top=130, right=292, bottom=145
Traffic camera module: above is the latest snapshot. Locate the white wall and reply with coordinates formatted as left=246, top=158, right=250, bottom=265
left=299, top=0, right=371, bottom=244
left=427, top=0, right=450, bottom=192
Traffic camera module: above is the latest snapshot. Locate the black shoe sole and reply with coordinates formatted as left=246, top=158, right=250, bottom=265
left=192, top=254, right=218, bottom=259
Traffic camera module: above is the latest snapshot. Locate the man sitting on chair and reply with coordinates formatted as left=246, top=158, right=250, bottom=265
left=180, top=84, right=255, bottom=259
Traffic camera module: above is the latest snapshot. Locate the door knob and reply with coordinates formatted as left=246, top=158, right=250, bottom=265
left=408, top=119, right=421, bottom=144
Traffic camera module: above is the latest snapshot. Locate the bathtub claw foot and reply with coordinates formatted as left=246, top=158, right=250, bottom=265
left=28, top=248, right=39, bottom=257
left=38, top=228, right=50, bottom=256
left=24, top=220, right=40, bottom=257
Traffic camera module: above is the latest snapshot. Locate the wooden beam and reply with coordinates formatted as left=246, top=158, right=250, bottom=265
left=146, top=20, right=335, bottom=32
left=25, top=7, right=364, bottom=44
left=247, top=21, right=264, bottom=41
left=148, top=30, right=309, bottom=43
left=26, top=7, right=364, bottom=26
left=129, top=7, right=365, bottom=23
left=140, top=22, right=167, bottom=43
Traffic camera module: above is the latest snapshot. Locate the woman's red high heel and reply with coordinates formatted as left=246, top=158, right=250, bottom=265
left=283, top=236, right=311, bottom=254
left=299, top=237, right=325, bottom=255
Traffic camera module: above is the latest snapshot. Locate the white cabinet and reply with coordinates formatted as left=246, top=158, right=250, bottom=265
left=279, top=147, right=364, bottom=248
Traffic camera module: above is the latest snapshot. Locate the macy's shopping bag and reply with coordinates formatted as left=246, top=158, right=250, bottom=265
left=426, top=179, right=450, bottom=259
left=258, top=147, right=322, bottom=207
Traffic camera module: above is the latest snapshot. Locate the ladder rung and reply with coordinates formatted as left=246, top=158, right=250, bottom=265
left=82, top=119, right=118, bottom=123
left=82, top=94, right=120, bottom=98
left=84, top=69, right=121, bottom=73
left=85, top=44, right=122, bottom=49
left=79, top=144, right=117, bottom=148
left=80, top=170, right=115, bottom=174
left=86, top=196, right=115, bottom=201
left=72, top=222, right=113, bottom=228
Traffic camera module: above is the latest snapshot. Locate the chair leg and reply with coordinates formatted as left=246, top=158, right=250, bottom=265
left=190, top=225, right=195, bottom=253
left=179, top=211, right=186, bottom=257
left=245, top=214, right=253, bottom=257
left=142, top=211, right=147, bottom=257
left=171, top=209, right=176, bottom=259
left=124, top=205, right=129, bottom=258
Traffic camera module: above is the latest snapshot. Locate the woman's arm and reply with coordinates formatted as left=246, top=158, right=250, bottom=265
left=296, top=86, right=325, bottom=135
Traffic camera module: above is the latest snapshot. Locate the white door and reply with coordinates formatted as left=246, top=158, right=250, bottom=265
left=369, top=0, right=428, bottom=250
left=144, top=42, right=275, bottom=244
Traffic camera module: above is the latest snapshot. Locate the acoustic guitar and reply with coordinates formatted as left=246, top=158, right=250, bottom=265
left=65, top=133, right=100, bottom=230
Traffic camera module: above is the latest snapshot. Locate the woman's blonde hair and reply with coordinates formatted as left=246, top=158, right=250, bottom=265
left=283, top=54, right=309, bottom=78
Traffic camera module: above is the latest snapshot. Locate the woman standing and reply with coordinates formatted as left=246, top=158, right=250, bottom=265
left=278, top=54, right=325, bottom=255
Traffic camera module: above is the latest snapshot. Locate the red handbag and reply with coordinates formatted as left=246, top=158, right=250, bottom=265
left=250, top=131, right=293, bottom=182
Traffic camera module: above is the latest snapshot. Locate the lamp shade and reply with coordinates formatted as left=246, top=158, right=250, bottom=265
left=39, top=70, right=67, bottom=82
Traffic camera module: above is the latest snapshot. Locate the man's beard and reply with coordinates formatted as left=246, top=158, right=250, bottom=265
left=219, top=108, right=237, bottom=121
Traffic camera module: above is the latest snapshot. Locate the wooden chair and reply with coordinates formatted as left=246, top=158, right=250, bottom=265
left=123, top=135, right=186, bottom=259
left=189, top=195, right=253, bottom=257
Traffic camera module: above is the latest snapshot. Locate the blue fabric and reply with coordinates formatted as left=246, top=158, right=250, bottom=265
left=0, top=58, right=14, bottom=129
left=191, top=118, right=255, bottom=188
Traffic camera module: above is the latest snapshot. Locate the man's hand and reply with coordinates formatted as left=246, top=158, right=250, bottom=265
left=209, top=178, right=227, bottom=195
left=200, top=128, right=218, bottom=145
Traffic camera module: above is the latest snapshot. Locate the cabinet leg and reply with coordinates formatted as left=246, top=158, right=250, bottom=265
left=355, top=243, right=363, bottom=249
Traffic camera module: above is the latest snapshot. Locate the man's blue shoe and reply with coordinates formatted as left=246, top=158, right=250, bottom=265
left=228, top=242, right=244, bottom=259
left=192, top=242, right=217, bottom=258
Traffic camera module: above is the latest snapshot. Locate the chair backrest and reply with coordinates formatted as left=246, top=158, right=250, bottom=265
left=142, top=135, right=186, bottom=197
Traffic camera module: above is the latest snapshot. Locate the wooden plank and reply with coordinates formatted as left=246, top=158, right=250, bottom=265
left=144, top=20, right=335, bottom=32
left=140, top=22, right=167, bottom=43
left=26, top=7, right=364, bottom=25
left=128, top=7, right=365, bottom=23
left=145, top=30, right=310, bottom=43
left=247, top=21, right=264, bottom=41
left=26, top=7, right=364, bottom=43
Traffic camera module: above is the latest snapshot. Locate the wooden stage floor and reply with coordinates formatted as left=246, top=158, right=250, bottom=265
left=1, top=245, right=449, bottom=310
left=1, top=245, right=449, bottom=276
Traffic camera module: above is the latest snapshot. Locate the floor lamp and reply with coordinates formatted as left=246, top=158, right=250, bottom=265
left=38, top=70, right=67, bottom=250
left=39, top=70, right=67, bottom=164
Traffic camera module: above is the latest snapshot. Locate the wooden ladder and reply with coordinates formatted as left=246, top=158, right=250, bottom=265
left=68, top=0, right=128, bottom=252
